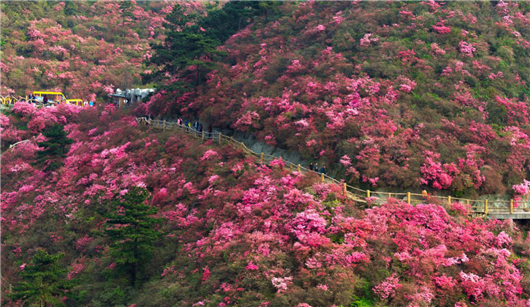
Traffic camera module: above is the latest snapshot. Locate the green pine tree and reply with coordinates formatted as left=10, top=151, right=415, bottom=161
left=148, top=4, right=224, bottom=87
left=145, top=2, right=279, bottom=88
left=119, top=1, right=134, bottom=23
left=9, top=249, right=72, bottom=307
left=34, top=124, right=74, bottom=172
left=104, top=187, right=164, bottom=287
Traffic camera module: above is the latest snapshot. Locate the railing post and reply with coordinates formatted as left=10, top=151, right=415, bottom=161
left=407, top=192, right=411, bottom=204
left=163, top=120, right=166, bottom=129
left=510, top=199, right=514, bottom=214
left=484, top=199, right=488, bottom=216
left=202, top=131, right=205, bottom=141
left=297, top=164, right=301, bottom=172
left=389, top=193, right=392, bottom=199
left=261, top=152, right=264, bottom=164
left=448, top=196, right=451, bottom=205
left=321, top=173, right=324, bottom=182
left=367, top=190, right=371, bottom=198
left=343, top=183, right=347, bottom=195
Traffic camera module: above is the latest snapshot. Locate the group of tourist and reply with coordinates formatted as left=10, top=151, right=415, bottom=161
left=27, top=94, right=39, bottom=103
left=26, top=94, right=50, bottom=104
left=308, top=162, right=327, bottom=175
left=176, top=118, right=213, bottom=134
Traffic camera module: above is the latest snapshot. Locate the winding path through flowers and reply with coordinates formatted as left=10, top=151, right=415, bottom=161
left=136, top=117, right=529, bottom=220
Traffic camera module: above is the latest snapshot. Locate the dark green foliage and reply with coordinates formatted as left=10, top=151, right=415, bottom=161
left=34, top=124, right=74, bottom=172
left=147, top=4, right=215, bottom=87
left=201, top=1, right=280, bottom=43
left=9, top=250, right=72, bottom=307
left=63, top=1, right=77, bottom=16
left=119, top=1, right=134, bottom=21
left=146, top=2, right=279, bottom=88
left=104, top=187, right=164, bottom=287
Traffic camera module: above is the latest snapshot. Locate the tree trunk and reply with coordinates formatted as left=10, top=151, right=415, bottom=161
left=132, top=236, right=138, bottom=287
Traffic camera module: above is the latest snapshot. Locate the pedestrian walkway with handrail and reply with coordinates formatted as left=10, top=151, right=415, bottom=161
left=135, top=117, right=530, bottom=220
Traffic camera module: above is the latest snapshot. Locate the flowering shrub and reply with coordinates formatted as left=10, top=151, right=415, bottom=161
left=420, top=152, right=454, bottom=190
left=459, top=41, right=476, bottom=57
left=373, top=274, right=401, bottom=299
left=12, top=102, right=36, bottom=117
left=360, top=33, right=379, bottom=47
left=201, top=149, right=219, bottom=161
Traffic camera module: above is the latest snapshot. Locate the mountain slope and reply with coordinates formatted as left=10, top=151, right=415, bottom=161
left=146, top=1, right=530, bottom=197
left=0, top=1, right=204, bottom=99
left=2, top=103, right=530, bottom=306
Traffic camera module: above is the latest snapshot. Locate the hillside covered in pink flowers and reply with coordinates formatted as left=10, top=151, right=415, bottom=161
left=2, top=102, right=530, bottom=306
left=145, top=1, right=530, bottom=197
left=0, top=1, right=203, bottom=99
left=3, top=1, right=530, bottom=307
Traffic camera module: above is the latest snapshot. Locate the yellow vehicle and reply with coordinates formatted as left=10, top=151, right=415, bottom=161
left=32, top=91, right=66, bottom=104
left=67, top=99, right=83, bottom=106
left=32, top=91, right=84, bottom=106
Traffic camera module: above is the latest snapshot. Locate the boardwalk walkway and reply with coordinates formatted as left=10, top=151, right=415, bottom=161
left=136, top=117, right=529, bottom=220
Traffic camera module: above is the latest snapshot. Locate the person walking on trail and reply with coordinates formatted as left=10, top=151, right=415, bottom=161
left=314, top=163, right=318, bottom=173
left=320, top=165, right=327, bottom=175
left=43, top=95, right=48, bottom=104
left=421, top=190, right=431, bottom=204
left=309, top=162, right=314, bottom=171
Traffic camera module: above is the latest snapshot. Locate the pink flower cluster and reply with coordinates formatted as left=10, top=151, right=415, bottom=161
left=360, top=33, right=379, bottom=47
left=459, top=41, right=476, bottom=57
left=373, top=274, right=401, bottom=299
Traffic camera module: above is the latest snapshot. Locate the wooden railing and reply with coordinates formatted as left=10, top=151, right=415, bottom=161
left=141, top=117, right=528, bottom=217
left=0, top=95, right=31, bottom=105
